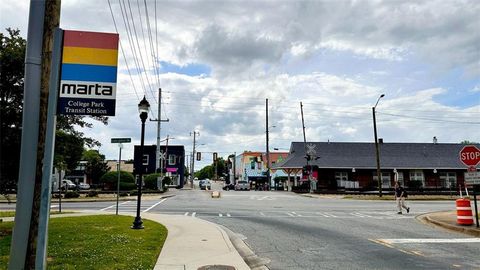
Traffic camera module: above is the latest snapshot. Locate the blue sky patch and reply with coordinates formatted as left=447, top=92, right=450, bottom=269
left=159, top=61, right=211, bottom=76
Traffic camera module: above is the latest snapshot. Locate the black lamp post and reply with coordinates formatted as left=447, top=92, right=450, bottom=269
left=132, top=96, right=150, bottom=229
left=372, top=93, right=385, bottom=197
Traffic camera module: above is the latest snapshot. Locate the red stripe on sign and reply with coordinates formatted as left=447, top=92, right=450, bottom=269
left=63, top=30, right=119, bottom=50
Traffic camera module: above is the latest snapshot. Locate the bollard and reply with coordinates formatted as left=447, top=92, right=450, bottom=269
left=456, top=198, right=474, bottom=225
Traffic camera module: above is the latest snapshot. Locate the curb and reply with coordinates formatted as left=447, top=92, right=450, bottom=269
left=417, top=212, right=480, bottom=237
left=0, top=194, right=175, bottom=204
left=220, top=225, right=270, bottom=270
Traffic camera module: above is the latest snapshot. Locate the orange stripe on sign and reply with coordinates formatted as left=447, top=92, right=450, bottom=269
left=63, top=47, right=118, bottom=66
left=63, top=30, right=119, bottom=50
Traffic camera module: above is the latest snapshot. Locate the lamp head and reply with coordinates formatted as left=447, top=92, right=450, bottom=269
left=138, top=96, right=150, bottom=120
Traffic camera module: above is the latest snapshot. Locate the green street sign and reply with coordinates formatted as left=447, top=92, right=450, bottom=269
left=111, top=138, right=131, bottom=143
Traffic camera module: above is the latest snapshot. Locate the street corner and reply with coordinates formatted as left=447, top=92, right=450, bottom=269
left=417, top=211, right=480, bottom=237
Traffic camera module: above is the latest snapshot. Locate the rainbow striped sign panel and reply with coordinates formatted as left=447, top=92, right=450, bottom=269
left=58, top=30, right=119, bottom=116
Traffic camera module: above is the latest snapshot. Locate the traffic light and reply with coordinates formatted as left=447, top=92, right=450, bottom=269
left=213, top=152, right=218, bottom=161
left=196, top=152, right=201, bottom=161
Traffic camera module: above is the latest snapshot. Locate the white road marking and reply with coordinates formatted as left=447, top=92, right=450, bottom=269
left=142, top=198, right=168, bottom=213
left=100, top=201, right=130, bottom=211
left=226, top=213, right=231, bottom=217
left=286, top=212, right=295, bottom=217
left=50, top=205, right=58, bottom=208
left=184, top=212, right=189, bottom=216
left=219, top=213, right=223, bottom=217
left=379, top=238, right=480, bottom=244
left=260, top=212, right=266, bottom=216
left=192, top=212, right=196, bottom=217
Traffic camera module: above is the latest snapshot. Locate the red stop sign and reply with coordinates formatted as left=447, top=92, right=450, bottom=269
left=459, top=145, right=480, bottom=167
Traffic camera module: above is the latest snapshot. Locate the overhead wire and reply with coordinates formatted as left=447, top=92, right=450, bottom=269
left=107, top=0, right=140, bottom=101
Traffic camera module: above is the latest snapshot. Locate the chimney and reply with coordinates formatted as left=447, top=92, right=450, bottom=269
left=433, top=136, right=438, bottom=144
left=378, top=138, right=384, bottom=144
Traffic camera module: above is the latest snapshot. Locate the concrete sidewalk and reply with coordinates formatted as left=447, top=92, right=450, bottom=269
left=419, top=211, right=480, bottom=237
left=143, top=213, right=251, bottom=270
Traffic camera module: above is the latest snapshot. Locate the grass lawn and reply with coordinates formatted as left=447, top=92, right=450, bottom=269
left=0, top=215, right=167, bottom=269
left=0, top=211, right=72, bottom=218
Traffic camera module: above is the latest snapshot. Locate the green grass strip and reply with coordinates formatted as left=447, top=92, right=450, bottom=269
left=0, top=215, right=167, bottom=269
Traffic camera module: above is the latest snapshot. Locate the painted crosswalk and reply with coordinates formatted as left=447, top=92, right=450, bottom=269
left=167, top=210, right=413, bottom=220
left=100, top=199, right=168, bottom=213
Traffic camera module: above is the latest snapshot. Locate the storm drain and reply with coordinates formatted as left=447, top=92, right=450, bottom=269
left=198, top=265, right=236, bottom=270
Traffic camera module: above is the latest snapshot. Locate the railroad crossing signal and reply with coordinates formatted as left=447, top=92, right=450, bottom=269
left=196, top=152, right=201, bottom=161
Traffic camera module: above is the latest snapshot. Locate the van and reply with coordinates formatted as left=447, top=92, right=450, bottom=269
left=235, top=180, right=250, bottom=191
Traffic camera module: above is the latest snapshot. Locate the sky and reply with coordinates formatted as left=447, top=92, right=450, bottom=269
left=1, top=0, right=479, bottom=171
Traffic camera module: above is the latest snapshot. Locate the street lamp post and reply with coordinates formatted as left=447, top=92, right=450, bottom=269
left=132, top=96, right=150, bottom=229
left=372, top=94, right=385, bottom=197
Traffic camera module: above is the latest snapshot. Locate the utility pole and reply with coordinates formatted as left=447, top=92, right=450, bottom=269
left=9, top=1, right=61, bottom=269
left=190, top=131, right=199, bottom=188
left=150, top=88, right=169, bottom=173
left=265, top=99, right=271, bottom=190
left=300, top=102, right=313, bottom=193
left=373, top=94, right=385, bottom=197
left=233, top=152, right=236, bottom=184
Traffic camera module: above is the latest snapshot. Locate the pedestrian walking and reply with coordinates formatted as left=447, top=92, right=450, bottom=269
left=394, top=182, right=410, bottom=214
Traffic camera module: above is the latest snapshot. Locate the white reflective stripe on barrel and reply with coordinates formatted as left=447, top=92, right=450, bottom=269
left=456, top=207, right=472, bottom=210
left=457, top=216, right=474, bottom=219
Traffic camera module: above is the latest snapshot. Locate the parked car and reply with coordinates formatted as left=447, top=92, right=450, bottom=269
left=223, top=183, right=235, bottom=191
left=77, top=183, right=90, bottom=190
left=61, top=180, right=76, bottom=190
left=235, top=180, right=250, bottom=191
left=199, top=179, right=211, bottom=190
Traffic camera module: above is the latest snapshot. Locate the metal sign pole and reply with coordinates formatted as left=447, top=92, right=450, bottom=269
left=116, top=143, right=122, bottom=215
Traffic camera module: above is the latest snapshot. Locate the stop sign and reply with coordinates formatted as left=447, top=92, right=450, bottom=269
left=459, top=145, right=480, bottom=167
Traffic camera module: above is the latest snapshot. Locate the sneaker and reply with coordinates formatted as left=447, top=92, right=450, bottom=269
left=407, top=207, right=410, bottom=213
left=397, top=212, right=402, bottom=214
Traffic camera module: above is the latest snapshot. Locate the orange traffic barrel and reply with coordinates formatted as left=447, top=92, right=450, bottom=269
left=456, top=198, right=474, bottom=225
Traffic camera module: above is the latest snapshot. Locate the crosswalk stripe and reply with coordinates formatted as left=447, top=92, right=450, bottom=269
left=286, top=212, right=295, bottom=217
left=226, top=213, right=231, bottom=217
left=100, top=201, right=130, bottom=211
left=143, top=198, right=168, bottom=213
left=219, top=213, right=223, bottom=217
left=378, top=238, right=480, bottom=244
left=192, top=212, right=196, bottom=217
left=184, top=212, right=189, bottom=216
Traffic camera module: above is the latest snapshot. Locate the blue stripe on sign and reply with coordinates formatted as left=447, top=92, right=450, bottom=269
left=61, top=64, right=117, bottom=83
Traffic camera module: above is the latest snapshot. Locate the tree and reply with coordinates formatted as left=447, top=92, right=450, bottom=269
left=461, top=140, right=479, bottom=145
left=54, top=130, right=84, bottom=174
left=0, top=28, right=26, bottom=194
left=82, top=149, right=109, bottom=185
left=0, top=28, right=109, bottom=193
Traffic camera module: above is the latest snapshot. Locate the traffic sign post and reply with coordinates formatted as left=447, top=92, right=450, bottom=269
left=459, top=145, right=480, bottom=228
left=111, top=138, right=131, bottom=215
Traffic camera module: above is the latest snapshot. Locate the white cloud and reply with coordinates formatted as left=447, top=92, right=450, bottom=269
left=2, top=0, right=479, bottom=167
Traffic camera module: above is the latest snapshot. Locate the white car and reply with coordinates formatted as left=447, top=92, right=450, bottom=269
left=78, top=183, right=90, bottom=190
left=235, top=180, right=250, bottom=191
left=61, top=180, right=76, bottom=190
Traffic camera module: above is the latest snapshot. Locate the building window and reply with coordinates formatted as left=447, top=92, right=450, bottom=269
left=142, top=154, right=149, bottom=165
left=168, top=155, right=176, bottom=165
left=440, top=172, right=456, bottom=188
left=373, top=172, right=391, bottom=188
left=410, top=170, right=424, bottom=186
left=335, top=172, right=348, bottom=187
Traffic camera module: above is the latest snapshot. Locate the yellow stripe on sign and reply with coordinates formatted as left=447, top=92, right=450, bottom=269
left=62, top=47, right=118, bottom=66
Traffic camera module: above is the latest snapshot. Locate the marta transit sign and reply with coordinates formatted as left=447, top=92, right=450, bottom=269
left=57, top=30, right=119, bottom=116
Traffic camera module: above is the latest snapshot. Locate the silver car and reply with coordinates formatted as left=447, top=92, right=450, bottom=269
left=235, top=180, right=250, bottom=191
left=199, top=179, right=211, bottom=190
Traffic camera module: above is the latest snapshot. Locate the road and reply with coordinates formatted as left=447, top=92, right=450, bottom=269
left=2, top=183, right=479, bottom=269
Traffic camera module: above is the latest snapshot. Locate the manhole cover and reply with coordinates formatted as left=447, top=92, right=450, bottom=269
left=197, top=265, right=236, bottom=270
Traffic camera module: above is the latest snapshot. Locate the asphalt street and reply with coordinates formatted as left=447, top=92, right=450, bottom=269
left=2, top=184, right=480, bottom=270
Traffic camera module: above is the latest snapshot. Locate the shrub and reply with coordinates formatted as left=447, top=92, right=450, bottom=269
left=120, top=182, right=136, bottom=191
left=64, top=191, right=80, bottom=198
left=119, top=192, right=129, bottom=197
left=86, top=190, right=98, bottom=197
left=144, top=173, right=161, bottom=190
left=100, top=171, right=135, bottom=190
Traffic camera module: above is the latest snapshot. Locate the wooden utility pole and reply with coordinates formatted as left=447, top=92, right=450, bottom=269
left=27, top=1, right=61, bottom=268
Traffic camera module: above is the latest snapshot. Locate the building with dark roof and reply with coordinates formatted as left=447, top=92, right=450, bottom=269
left=134, top=144, right=185, bottom=188
left=273, top=142, right=478, bottom=191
